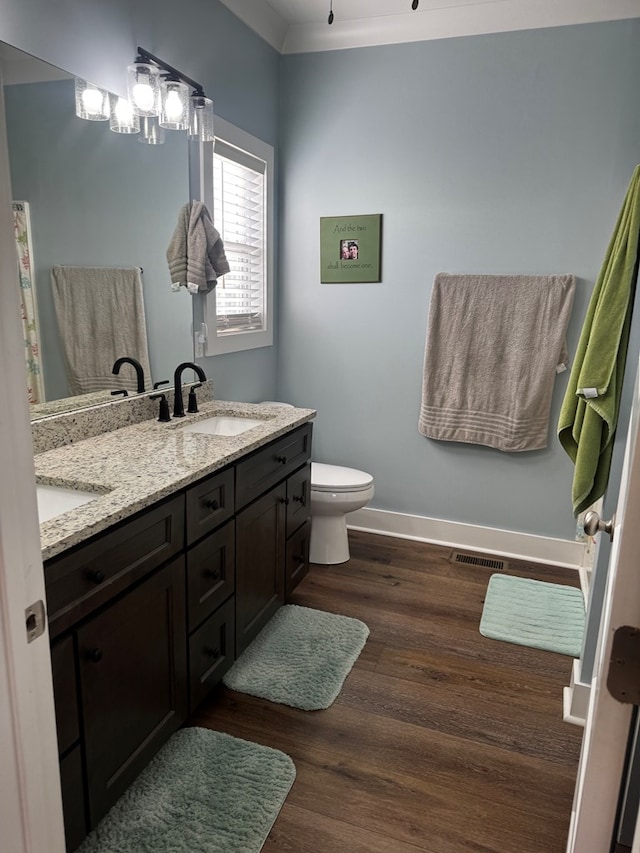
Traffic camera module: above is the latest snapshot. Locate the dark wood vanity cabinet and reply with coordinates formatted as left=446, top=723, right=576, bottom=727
left=46, top=420, right=312, bottom=851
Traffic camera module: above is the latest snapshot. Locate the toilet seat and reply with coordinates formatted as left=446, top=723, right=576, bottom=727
left=311, top=462, right=373, bottom=493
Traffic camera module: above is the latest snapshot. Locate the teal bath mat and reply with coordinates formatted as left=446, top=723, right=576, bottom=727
left=479, top=573, right=585, bottom=657
left=77, top=727, right=295, bottom=853
left=224, top=604, right=369, bottom=710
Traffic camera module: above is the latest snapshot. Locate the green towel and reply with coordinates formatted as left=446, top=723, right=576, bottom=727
left=558, top=166, right=640, bottom=515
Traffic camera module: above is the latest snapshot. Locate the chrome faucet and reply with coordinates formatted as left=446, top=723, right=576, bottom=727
left=173, top=362, right=207, bottom=417
left=112, top=357, right=146, bottom=394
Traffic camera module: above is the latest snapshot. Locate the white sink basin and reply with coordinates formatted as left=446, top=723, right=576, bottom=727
left=36, top=484, right=99, bottom=524
left=180, top=416, right=266, bottom=437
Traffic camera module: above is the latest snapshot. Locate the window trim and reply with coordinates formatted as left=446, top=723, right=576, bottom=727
left=200, top=116, right=274, bottom=356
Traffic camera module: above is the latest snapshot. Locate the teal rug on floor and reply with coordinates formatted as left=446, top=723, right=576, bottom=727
left=479, top=573, right=586, bottom=657
left=223, top=604, right=370, bottom=710
left=77, top=728, right=295, bottom=853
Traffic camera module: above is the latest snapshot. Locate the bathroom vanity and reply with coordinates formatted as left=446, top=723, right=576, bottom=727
left=36, top=399, right=314, bottom=851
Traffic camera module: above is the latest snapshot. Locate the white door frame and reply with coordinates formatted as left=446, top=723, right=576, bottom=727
left=0, top=71, right=65, bottom=852
left=568, top=359, right=640, bottom=852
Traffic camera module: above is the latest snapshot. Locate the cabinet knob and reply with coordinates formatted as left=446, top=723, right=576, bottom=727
left=292, top=494, right=305, bottom=505
left=275, top=455, right=288, bottom=465
left=87, top=648, right=103, bottom=663
left=293, top=554, right=305, bottom=563
left=279, top=497, right=290, bottom=506
left=203, top=498, right=219, bottom=511
left=88, top=569, right=105, bottom=584
left=204, top=569, right=221, bottom=581
left=205, top=647, right=220, bottom=660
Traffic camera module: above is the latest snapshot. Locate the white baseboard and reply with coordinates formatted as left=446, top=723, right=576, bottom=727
left=347, top=506, right=587, bottom=570
left=562, top=659, right=589, bottom=727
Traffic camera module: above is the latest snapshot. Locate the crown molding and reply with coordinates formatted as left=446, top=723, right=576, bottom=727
left=219, top=0, right=640, bottom=55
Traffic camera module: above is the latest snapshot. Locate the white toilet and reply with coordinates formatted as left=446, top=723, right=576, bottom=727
left=309, top=462, right=375, bottom=565
left=260, top=402, right=375, bottom=565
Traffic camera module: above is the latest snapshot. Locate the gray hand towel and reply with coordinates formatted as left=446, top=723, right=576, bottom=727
left=166, top=202, right=230, bottom=294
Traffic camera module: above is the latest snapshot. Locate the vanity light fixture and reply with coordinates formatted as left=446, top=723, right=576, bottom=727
left=109, top=95, right=140, bottom=134
left=159, top=79, right=190, bottom=130
left=127, top=57, right=161, bottom=117
left=138, top=115, right=165, bottom=145
left=188, top=93, right=214, bottom=143
left=74, top=79, right=109, bottom=121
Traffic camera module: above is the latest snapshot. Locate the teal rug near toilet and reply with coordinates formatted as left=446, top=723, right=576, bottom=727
left=479, top=574, right=585, bottom=657
left=77, top=727, right=295, bottom=853
left=224, top=604, right=370, bottom=710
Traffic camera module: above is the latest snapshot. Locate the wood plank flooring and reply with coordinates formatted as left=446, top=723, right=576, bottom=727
left=188, top=531, right=584, bottom=853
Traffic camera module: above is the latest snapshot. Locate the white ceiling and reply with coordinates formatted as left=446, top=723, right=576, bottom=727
left=218, top=0, right=640, bottom=54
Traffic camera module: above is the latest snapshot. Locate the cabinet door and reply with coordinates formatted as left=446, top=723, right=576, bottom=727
left=186, top=519, right=235, bottom=632
left=235, top=482, right=286, bottom=655
left=77, top=557, right=187, bottom=826
left=189, top=596, right=235, bottom=711
left=286, top=518, right=311, bottom=599
left=286, top=462, right=311, bottom=539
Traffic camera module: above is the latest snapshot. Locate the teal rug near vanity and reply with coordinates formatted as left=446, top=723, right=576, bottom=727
left=479, top=573, right=586, bottom=657
left=77, top=728, right=295, bottom=853
left=224, top=605, right=370, bottom=710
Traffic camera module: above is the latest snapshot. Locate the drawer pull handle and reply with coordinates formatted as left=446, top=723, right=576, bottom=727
left=293, top=554, right=305, bottom=563
left=88, top=648, right=103, bottom=663
left=279, top=497, right=290, bottom=506
left=292, top=494, right=305, bottom=505
left=275, top=455, right=288, bottom=465
left=88, top=569, right=105, bottom=584
left=203, top=498, right=219, bottom=511
left=205, top=647, right=221, bottom=660
left=204, top=569, right=221, bottom=581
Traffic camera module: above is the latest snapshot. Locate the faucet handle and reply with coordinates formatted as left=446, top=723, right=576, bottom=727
left=150, top=393, right=171, bottom=422
left=153, top=380, right=170, bottom=390
left=110, top=389, right=129, bottom=397
left=187, top=383, right=202, bottom=414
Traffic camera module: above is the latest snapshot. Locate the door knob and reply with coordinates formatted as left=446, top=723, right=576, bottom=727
left=583, top=510, right=615, bottom=542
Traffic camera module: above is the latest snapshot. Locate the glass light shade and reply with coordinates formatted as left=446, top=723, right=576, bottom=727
left=74, top=79, right=109, bottom=121
left=188, top=94, right=214, bottom=142
left=109, top=95, right=140, bottom=134
left=159, top=80, right=189, bottom=130
left=127, top=62, right=160, bottom=117
left=138, top=116, right=165, bottom=145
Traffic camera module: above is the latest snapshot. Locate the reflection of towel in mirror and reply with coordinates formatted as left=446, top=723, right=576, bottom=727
left=51, top=266, right=152, bottom=396
left=167, top=202, right=230, bottom=294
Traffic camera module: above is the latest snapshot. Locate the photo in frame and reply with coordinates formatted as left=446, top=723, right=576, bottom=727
left=320, top=214, right=382, bottom=283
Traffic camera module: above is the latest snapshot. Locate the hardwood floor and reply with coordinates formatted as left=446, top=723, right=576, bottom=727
left=189, top=530, right=584, bottom=852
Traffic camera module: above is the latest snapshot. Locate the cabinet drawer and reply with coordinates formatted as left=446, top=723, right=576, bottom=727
left=186, top=467, right=234, bottom=545
left=286, top=462, right=311, bottom=539
left=236, top=423, right=312, bottom=510
left=286, top=518, right=311, bottom=599
left=45, top=494, right=185, bottom=639
left=59, top=745, right=88, bottom=853
left=187, top=519, right=235, bottom=632
left=189, top=596, right=235, bottom=711
left=51, top=635, right=79, bottom=755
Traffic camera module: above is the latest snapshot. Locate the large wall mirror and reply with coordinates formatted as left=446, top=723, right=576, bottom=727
left=0, top=43, right=195, bottom=419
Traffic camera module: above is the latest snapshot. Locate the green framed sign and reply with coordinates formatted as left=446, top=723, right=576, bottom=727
left=320, top=214, right=382, bottom=283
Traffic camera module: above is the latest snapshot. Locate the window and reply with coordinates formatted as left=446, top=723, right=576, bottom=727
left=202, top=117, right=274, bottom=355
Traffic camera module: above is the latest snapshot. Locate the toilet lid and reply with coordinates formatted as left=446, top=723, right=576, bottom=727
left=311, top=462, right=373, bottom=493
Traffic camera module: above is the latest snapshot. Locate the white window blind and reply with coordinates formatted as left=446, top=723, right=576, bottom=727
left=213, top=140, right=266, bottom=336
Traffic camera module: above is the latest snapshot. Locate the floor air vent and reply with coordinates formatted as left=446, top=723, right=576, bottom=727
left=451, top=551, right=507, bottom=571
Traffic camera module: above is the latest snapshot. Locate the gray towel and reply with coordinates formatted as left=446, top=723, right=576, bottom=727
left=166, top=202, right=230, bottom=294
left=418, top=273, right=576, bottom=452
left=51, top=266, right=152, bottom=396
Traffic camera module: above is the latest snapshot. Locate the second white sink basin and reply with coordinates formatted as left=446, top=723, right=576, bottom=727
left=180, top=416, right=266, bottom=437
left=36, top=484, right=100, bottom=524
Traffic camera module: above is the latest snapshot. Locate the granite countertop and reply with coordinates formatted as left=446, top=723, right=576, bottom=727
left=36, top=400, right=316, bottom=562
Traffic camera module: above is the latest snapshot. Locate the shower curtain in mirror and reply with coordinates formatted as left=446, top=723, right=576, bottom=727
left=13, top=201, right=44, bottom=403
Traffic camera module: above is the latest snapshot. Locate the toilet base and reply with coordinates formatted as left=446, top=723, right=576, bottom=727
left=309, top=514, right=351, bottom=565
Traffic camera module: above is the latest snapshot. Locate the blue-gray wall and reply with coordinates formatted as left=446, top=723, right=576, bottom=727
left=278, top=19, right=640, bottom=542
left=0, top=0, right=281, bottom=404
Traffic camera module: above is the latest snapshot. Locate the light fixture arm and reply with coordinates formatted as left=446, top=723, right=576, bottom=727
left=136, top=47, right=205, bottom=96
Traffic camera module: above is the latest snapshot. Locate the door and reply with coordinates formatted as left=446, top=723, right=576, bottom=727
left=0, top=71, right=66, bottom=852
left=568, top=360, right=640, bottom=852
